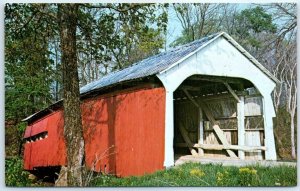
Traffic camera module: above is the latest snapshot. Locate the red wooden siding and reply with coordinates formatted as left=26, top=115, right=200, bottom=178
left=24, top=87, right=166, bottom=177
left=24, top=110, right=66, bottom=170
left=24, top=118, right=48, bottom=139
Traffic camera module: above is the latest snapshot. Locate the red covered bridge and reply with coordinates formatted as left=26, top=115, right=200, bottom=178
left=23, top=32, right=279, bottom=177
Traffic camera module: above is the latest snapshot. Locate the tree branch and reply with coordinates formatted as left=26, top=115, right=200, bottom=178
left=80, top=3, right=146, bottom=13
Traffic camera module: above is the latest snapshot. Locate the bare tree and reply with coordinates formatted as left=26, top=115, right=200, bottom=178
left=284, top=42, right=297, bottom=159
left=172, top=3, right=229, bottom=45
left=264, top=3, right=297, bottom=159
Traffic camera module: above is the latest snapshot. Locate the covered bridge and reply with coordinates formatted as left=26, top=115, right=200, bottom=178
left=23, top=32, right=278, bottom=177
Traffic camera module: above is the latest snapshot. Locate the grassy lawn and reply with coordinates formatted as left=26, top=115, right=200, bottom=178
left=5, top=157, right=297, bottom=187
left=90, top=162, right=297, bottom=187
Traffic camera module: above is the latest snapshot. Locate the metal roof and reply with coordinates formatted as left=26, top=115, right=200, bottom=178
left=80, top=33, right=221, bottom=94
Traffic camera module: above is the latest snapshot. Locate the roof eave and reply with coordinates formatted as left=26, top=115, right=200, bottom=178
left=21, top=99, right=63, bottom=123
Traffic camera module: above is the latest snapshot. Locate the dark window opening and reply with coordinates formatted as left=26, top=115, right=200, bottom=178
left=25, top=131, right=48, bottom=143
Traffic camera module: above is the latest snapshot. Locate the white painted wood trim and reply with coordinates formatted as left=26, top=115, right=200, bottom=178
left=262, top=95, right=277, bottom=160
left=198, top=108, right=204, bottom=156
left=163, top=90, right=175, bottom=167
left=237, top=96, right=245, bottom=159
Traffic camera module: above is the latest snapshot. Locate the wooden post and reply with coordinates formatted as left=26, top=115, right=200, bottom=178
left=164, top=90, right=175, bottom=167
left=237, top=96, right=245, bottom=159
left=198, top=108, right=204, bottom=156
left=262, top=96, right=277, bottom=160
left=178, top=123, right=198, bottom=157
left=183, top=88, right=237, bottom=158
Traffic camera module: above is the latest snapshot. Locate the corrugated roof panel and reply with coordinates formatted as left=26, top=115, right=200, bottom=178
left=80, top=33, right=219, bottom=94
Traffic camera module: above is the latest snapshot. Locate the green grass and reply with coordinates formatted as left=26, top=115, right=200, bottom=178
left=90, top=162, right=297, bottom=187
left=5, top=159, right=297, bottom=187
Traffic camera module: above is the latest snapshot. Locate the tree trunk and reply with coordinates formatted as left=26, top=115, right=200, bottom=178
left=55, top=39, right=60, bottom=101
left=57, top=4, right=85, bottom=186
left=290, top=112, right=296, bottom=159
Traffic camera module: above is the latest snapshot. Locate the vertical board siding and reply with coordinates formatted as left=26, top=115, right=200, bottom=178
left=244, top=97, right=263, bottom=116
left=245, top=131, right=263, bottom=160
left=24, top=110, right=66, bottom=170
left=23, top=87, right=166, bottom=177
left=114, top=88, right=165, bottom=176
left=81, top=97, right=113, bottom=174
left=203, top=98, right=236, bottom=119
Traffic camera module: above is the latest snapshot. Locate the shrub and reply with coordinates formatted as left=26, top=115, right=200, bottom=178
left=5, top=157, right=32, bottom=186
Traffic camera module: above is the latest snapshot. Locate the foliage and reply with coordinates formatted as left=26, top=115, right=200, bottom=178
left=5, top=122, right=20, bottom=157
left=6, top=121, right=32, bottom=157
left=5, top=4, right=57, bottom=122
left=76, top=4, right=168, bottom=85
left=4, top=3, right=297, bottom=185
left=236, top=6, right=276, bottom=35
left=5, top=157, right=33, bottom=186
left=89, top=163, right=297, bottom=187
left=233, top=6, right=277, bottom=56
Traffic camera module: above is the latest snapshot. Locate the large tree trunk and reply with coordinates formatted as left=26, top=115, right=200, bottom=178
left=57, top=4, right=85, bottom=186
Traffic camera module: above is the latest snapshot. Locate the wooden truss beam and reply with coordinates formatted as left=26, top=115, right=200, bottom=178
left=182, top=89, right=200, bottom=108
left=223, top=82, right=240, bottom=102
left=178, top=123, right=198, bottom=157
left=182, top=88, right=238, bottom=158
left=175, top=143, right=266, bottom=152
left=174, top=91, right=250, bottom=102
left=188, top=76, right=245, bottom=85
